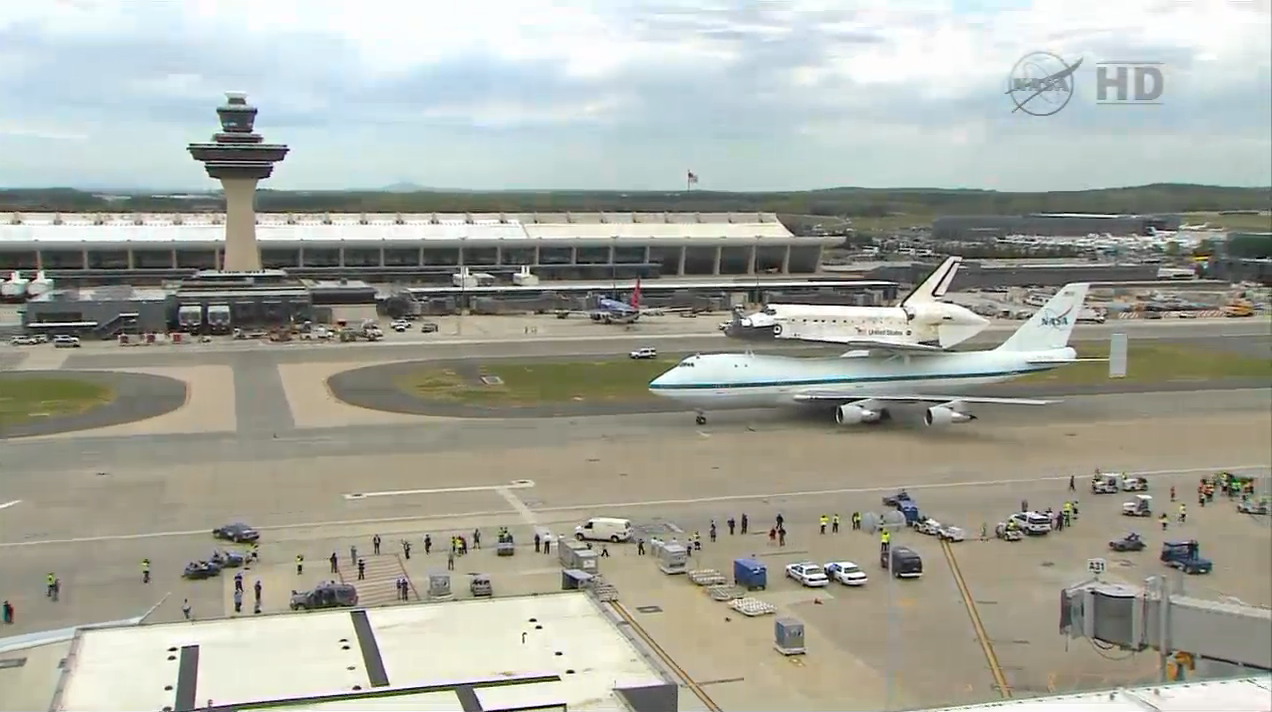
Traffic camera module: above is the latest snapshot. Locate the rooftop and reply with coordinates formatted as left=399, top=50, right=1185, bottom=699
left=0, top=212, right=804, bottom=245
left=53, top=592, right=668, bottom=712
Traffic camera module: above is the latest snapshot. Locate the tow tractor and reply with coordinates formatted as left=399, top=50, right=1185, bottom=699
left=1237, top=497, right=1270, bottom=515
left=1120, top=474, right=1149, bottom=492
left=1108, top=532, right=1146, bottom=552
left=1091, top=474, right=1119, bottom=495
left=1160, top=540, right=1213, bottom=575
left=1122, top=494, right=1153, bottom=517
left=882, top=490, right=913, bottom=508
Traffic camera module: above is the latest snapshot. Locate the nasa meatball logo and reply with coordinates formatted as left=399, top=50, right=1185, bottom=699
left=1006, top=51, right=1082, bottom=117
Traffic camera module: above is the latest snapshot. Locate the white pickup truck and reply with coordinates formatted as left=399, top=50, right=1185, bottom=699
left=784, top=562, right=830, bottom=587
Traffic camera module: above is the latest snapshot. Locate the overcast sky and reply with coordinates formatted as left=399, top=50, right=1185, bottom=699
left=1, top=0, right=1269, bottom=192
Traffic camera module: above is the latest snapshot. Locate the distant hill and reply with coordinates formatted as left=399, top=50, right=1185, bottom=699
left=0, top=183, right=1267, bottom=217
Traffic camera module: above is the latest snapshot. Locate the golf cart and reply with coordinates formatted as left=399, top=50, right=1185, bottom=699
left=1109, top=532, right=1146, bottom=552
left=1120, top=475, right=1149, bottom=492
left=1122, top=494, right=1153, bottom=517
left=1091, top=474, right=1119, bottom=495
left=994, top=522, right=1023, bottom=542
left=1237, top=497, right=1270, bottom=515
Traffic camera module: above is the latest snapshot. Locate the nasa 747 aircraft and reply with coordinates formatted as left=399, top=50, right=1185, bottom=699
left=650, top=283, right=1104, bottom=427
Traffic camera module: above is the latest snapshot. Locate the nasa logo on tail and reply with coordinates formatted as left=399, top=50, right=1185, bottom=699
left=1039, top=303, right=1075, bottom=328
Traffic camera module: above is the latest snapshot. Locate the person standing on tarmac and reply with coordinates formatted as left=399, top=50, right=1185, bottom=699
left=832, top=514, right=841, bottom=534
left=233, top=588, right=243, bottom=614
left=357, top=559, right=366, bottom=581
left=46, top=572, right=56, bottom=598
left=373, top=535, right=381, bottom=555
left=819, top=515, right=828, bottom=535
left=329, top=552, right=339, bottom=574
left=1, top=600, right=12, bottom=625
left=142, top=559, right=151, bottom=584
left=295, top=554, right=304, bottom=576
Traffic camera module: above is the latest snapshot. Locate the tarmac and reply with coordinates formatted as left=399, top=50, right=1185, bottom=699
left=0, top=315, right=1269, bottom=711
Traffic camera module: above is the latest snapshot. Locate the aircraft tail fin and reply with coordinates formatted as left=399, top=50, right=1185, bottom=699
left=632, top=277, right=642, bottom=309
left=900, top=256, right=962, bottom=308
left=995, top=283, right=1090, bottom=352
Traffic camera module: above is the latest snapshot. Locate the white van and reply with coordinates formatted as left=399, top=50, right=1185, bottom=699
left=574, top=517, right=633, bottom=543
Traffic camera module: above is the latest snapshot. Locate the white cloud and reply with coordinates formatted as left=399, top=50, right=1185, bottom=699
left=0, top=0, right=1267, bottom=191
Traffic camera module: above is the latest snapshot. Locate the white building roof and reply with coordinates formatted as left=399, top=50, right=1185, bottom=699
left=53, top=592, right=666, bottom=712
left=0, top=211, right=804, bottom=247
left=924, top=676, right=1272, bottom=712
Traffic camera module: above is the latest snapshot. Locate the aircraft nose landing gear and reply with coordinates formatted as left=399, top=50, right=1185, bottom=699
left=695, top=411, right=707, bottom=426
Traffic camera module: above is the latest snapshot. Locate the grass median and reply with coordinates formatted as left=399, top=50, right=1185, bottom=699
left=0, top=376, right=116, bottom=427
left=394, top=343, right=1269, bottom=405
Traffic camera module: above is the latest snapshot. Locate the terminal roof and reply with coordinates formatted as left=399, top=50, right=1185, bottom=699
left=924, top=675, right=1272, bottom=712
left=53, top=592, right=666, bottom=712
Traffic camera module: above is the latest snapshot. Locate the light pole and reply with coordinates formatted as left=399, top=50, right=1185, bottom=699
left=877, top=510, right=908, bottom=710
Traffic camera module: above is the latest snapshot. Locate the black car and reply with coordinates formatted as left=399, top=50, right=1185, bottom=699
left=419, top=322, right=439, bottom=333
left=291, top=582, right=359, bottom=611
left=881, top=546, right=924, bottom=578
left=183, top=561, right=223, bottom=580
left=213, top=523, right=260, bottom=543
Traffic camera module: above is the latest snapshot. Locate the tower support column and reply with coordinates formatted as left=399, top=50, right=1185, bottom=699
left=222, top=178, right=262, bottom=271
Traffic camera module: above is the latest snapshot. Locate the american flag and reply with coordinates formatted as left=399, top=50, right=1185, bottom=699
left=686, top=170, right=699, bottom=185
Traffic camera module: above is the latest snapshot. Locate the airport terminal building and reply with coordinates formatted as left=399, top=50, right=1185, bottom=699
left=0, top=211, right=837, bottom=284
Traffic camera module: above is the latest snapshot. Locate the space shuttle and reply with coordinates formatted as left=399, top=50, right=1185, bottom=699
left=737, top=257, right=990, bottom=352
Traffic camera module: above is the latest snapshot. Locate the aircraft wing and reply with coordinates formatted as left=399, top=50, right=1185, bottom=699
left=783, top=334, right=948, bottom=354
left=790, top=393, right=1056, bottom=406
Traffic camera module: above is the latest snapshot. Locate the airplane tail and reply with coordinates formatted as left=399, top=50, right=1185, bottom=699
left=995, top=283, right=1090, bottom=352
left=631, top=277, right=642, bottom=309
left=900, top=256, right=961, bottom=308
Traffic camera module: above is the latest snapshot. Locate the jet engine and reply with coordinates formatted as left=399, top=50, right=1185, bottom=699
left=924, top=405, right=976, bottom=427
left=836, top=404, right=884, bottom=425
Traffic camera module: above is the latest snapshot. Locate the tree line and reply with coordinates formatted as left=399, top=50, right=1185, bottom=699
left=0, top=183, right=1267, bottom=217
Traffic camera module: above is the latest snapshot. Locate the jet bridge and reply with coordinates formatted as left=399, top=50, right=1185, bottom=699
left=1060, top=576, right=1272, bottom=671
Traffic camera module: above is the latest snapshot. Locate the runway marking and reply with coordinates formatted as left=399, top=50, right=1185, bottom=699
left=344, top=480, right=535, bottom=500
left=0, top=501, right=21, bottom=511
left=0, top=465, right=1263, bottom=549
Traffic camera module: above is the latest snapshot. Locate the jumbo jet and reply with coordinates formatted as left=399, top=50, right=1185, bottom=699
left=734, top=257, right=990, bottom=351
left=650, top=283, right=1107, bottom=427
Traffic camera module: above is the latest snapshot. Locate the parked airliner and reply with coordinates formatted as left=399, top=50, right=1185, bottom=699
left=650, top=283, right=1097, bottom=427
left=734, top=257, right=989, bottom=351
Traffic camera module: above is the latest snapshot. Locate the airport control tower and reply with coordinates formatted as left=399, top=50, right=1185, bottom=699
left=187, top=92, right=289, bottom=272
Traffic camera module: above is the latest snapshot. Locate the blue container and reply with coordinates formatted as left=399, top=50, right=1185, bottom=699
left=734, top=558, right=768, bottom=590
left=898, top=501, right=921, bottom=524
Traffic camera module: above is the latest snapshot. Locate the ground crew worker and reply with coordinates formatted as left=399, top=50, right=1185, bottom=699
left=51, top=578, right=59, bottom=602
left=777, top=527, right=787, bottom=547
left=637, top=538, right=645, bottom=555
left=1159, top=513, right=1169, bottom=531
left=402, top=540, right=412, bottom=560
left=709, top=520, right=717, bottom=542
left=534, top=533, right=541, bottom=553
left=542, top=533, right=552, bottom=555
left=2, top=600, right=12, bottom=624
left=852, top=512, right=861, bottom=531
left=819, top=515, right=828, bottom=534
left=357, top=559, right=366, bottom=581
left=424, top=535, right=432, bottom=554
left=249, top=542, right=259, bottom=563
left=142, top=559, right=151, bottom=584
left=473, top=529, right=482, bottom=549
left=1178, top=504, right=1187, bottom=524
left=1062, top=502, right=1072, bottom=527
left=373, top=534, right=381, bottom=555
left=880, top=529, right=891, bottom=553
left=832, top=514, right=841, bottom=534
left=446, top=550, right=455, bottom=571
left=329, top=552, right=339, bottom=573
left=234, top=571, right=244, bottom=593
left=254, top=579, right=262, bottom=603
left=1170, top=485, right=1176, bottom=502
left=600, top=545, right=610, bottom=558
left=295, top=554, right=304, bottom=576
left=740, top=513, right=749, bottom=535
left=46, top=573, right=55, bottom=598
left=182, top=599, right=192, bottom=620
left=233, top=589, right=243, bottom=614
left=775, top=513, right=784, bottom=530
left=1068, top=475, right=1075, bottom=491
left=727, top=517, right=736, bottom=535
left=349, top=545, right=358, bottom=566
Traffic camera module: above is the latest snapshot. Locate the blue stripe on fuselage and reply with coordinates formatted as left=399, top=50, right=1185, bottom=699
left=647, top=366, right=1054, bottom=391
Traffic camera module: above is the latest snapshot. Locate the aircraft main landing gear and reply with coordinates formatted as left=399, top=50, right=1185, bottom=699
left=695, top=411, right=707, bottom=426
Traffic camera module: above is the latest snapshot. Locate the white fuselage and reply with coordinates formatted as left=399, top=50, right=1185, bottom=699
left=648, top=349, right=1072, bottom=410
left=742, top=303, right=989, bottom=348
